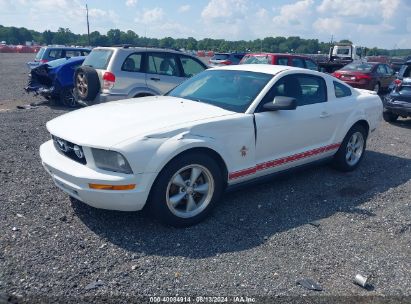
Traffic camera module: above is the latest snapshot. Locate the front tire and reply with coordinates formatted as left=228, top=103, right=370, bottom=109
left=332, top=124, right=367, bottom=172
left=147, top=153, right=224, bottom=227
left=383, top=110, right=399, bottom=122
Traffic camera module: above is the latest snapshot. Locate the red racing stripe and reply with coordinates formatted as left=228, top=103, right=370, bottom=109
left=229, top=143, right=341, bottom=180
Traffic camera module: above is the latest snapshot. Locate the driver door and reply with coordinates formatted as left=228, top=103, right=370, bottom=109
left=253, top=73, right=335, bottom=178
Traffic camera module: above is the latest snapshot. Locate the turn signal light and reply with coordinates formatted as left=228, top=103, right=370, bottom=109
left=89, top=183, right=135, bottom=190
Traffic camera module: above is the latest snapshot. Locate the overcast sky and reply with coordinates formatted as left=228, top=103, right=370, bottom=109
left=1, top=0, right=410, bottom=49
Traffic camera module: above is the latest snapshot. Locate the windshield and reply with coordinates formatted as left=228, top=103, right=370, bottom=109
left=241, top=55, right=270, bottom=64
left=167, top=70, right=273, bottom=113
left=83, top=49, right=113, bottom=69
left=343, top=63, right=374, bottom=72
left=336, top=48, right=350, bottom=55
left=35, top=47, right=46, bottom=60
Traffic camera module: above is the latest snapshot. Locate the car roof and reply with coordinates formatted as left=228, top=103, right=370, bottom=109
left=94, top=46, right=185, bottom=54
left=245, top=53, right=310, bottom=58
left=211, top=63, right=295, bottom=75
left=43, top=46, right=90, bottom=50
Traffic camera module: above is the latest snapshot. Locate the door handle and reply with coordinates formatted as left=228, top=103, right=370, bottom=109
left=320, top=111, right=330, bottom=118
left=150, top=77, right=160, bottom=81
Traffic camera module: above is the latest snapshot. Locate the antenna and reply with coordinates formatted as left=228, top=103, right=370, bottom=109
left=86, top=4, right=90, bottom=46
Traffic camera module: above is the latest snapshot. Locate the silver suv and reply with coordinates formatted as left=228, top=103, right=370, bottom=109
left=74, top=46, right=207, bottom=106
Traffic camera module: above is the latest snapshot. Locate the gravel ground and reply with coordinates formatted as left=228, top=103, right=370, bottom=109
left=0, top=54, right=410, bottom=303
left=0, top=53, right=34, bottom=110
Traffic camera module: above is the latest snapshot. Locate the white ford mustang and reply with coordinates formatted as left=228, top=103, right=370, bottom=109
left=40, top=65, right=382, bottom=226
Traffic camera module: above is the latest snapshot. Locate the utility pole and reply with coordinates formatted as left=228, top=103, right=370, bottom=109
left=86, top=4, right=90, bottom=46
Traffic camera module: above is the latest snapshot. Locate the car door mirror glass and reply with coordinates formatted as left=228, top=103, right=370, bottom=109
left=263, top=96, right=297, bottom=111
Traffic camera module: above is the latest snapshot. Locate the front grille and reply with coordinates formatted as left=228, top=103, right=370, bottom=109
left=52, top=135, right=87, bottom=165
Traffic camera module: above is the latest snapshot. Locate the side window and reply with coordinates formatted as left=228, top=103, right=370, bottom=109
left=121, top=53, right=143, bottom=72
left=260, top=74, right=327, bottom=109
left=384, top=65, right=393, bottom=75
left=399, top=65, right=411, bottom=78
left=291, top=58, right=305, bottom=68
left=333, top=81, right=352, bottom=98
left=305, top=59, right=318, bottom=71
left=48, top=49, right=62, bottom=60
left=65, top=50, right=81, bottom=58
left=147, top=53, right=179, bottom=76
left=277, top=57, right=288, bottom=65
left=179, top=56, right=205, bottom=77
left=377, top=65, right=386, bottom=75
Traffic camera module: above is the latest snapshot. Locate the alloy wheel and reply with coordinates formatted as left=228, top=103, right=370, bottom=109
left=76, top=72, right=88, bottom=97
left=345, top=131, right=364, bottom=166
left=166, top=164, right=215, bottom=219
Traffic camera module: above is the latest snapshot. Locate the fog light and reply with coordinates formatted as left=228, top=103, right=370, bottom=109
left=89, top=183, right=136, bottom=190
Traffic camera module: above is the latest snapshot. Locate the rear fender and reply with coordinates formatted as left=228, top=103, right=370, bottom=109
left=128, top=87, right=159, bottom=98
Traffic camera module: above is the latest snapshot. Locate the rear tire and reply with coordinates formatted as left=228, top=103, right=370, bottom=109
left=60, top=87, right=78, bottom=108
left=332, top=124, right=367, bottom=172
left=373, top=82, right=380, bottom=94
left=147, top=152, right=223, bottom=227
left=74, top=66, right=100, bottom=102
left=383, top=110, right=399, bottom=122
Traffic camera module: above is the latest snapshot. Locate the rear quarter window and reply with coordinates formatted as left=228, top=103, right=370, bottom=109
left=121, top=53, right=143, bottom=72
left=334, top=81, right=352, bottom=98
left=83, top=49, right=113, bottom=69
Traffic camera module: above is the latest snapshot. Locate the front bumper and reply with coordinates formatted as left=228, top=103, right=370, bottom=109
left=40, top=140, right=156, bottom=211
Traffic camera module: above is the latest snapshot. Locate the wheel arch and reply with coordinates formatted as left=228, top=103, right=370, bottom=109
left=134, top=92, right=154, bottom=98
left=144, top=145, right=229, bottom=213
left=351, top=119, right=370, bottom=138
left=128, top=87, right=159, bottom=98
left=157, top=146, right=229, bottom=184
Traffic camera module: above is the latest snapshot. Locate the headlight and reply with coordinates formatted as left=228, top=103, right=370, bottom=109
left=91, top=149, right=133, bottom=174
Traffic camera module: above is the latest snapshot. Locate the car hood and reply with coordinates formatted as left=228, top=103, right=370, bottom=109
left=47, top=96, right=235, bottom=148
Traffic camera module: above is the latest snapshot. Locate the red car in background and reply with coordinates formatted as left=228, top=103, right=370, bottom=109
left=332, top=62, right=396, bottom=93
left=239, top=53, right=319, bottom=71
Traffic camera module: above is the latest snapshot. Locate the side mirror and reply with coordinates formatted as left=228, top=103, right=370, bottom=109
left=263, top=96, right=297, bottom=111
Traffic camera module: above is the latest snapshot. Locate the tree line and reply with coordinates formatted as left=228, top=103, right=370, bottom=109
left=1, top=25, right=410, bottom=57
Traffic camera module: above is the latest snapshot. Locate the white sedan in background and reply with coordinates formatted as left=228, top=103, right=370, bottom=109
left=40, top=65, right=382, bottom=227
